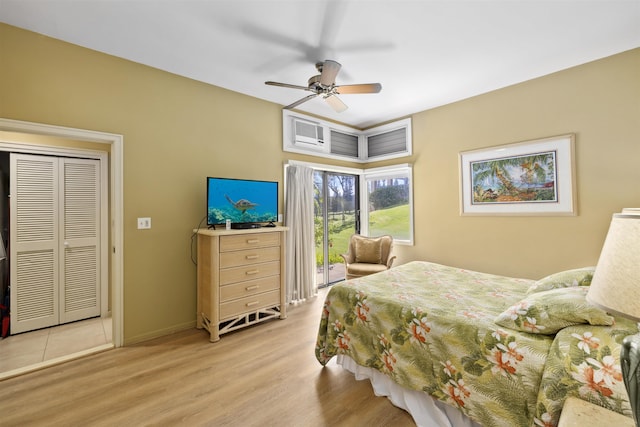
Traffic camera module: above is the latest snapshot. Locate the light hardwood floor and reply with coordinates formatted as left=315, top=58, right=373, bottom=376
left=0, top=287, right=415, bottom=426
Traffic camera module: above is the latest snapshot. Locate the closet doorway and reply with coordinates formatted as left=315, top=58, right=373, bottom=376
left=0, top=119, right=124, bottom=378
left=10, top=153, right=105, bottom=334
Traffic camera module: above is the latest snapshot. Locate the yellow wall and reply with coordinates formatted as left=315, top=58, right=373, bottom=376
left=401, top=48, right=640, bottom=278
left=1, top=23, right=639, bottom=343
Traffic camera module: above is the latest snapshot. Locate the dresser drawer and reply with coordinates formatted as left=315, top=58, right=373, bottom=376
left=220, top=232, right=280, bottom=252
left=219, top=289, right=280, bottom=320
left=220, top=246, right=280, bottom=269
left=196, top=227, right=287, bottom=342
left=220, top=275, right=280, bottom=302
left=219, top=261, right=281, bottom=285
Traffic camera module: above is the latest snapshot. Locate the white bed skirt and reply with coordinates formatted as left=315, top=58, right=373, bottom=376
left=336, top=355, right=482, bottom=427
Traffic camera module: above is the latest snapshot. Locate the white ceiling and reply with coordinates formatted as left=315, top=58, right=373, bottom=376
left=1, top=0, right=639, bottom=128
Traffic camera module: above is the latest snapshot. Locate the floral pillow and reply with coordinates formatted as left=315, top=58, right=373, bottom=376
left=494, top=286, right=614, bottom=334
left=526, top=267, right=596, bottom=295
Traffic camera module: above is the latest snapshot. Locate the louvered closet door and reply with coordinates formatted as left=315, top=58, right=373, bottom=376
left=10, top=154, right=101, bottom=333
left=10, top=154, right=60, bottom=333
left=59, top=158, right=101, bottom=323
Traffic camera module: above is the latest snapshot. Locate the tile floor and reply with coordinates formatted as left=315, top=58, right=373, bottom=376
left=0, top=316, right=112, bottom=376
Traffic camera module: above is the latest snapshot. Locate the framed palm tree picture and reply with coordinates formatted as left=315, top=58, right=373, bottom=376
left=459, top=134, right=576, bottom=215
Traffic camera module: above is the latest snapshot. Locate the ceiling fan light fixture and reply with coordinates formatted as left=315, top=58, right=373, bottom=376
left=324, top=93, right=348, bottom=113
left=319, top=60, right=341, bottom=86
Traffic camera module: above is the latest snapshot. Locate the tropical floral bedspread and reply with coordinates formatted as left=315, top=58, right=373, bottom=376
left=315, top=261, right=636, bottom=427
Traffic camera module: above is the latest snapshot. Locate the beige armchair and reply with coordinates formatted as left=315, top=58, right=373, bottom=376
left=341, top=234, right=396, bottom=280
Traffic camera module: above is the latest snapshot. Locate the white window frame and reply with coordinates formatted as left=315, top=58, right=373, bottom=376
left=360, top=164, right=414, bottom=245
left=362, top=118, right=412, bottom=161
left=287, top=160, right=414, bottom=246
left=282, top=110, right=411, bottom=163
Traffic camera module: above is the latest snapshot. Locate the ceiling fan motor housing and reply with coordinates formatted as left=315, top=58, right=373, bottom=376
left=308, top=75, right=328, bottom=92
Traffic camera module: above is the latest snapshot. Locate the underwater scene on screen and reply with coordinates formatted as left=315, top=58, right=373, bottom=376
left=207, top=178, right=277, bottom=225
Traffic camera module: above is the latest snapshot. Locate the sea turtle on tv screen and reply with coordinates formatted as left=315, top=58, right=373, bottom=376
left=225, top=194, right=258, bottom=214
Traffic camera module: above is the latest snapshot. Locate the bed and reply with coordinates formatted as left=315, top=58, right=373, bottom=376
left=315, top=261, right=637, bottom=427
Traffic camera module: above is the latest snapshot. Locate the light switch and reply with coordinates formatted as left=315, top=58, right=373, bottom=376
left=137, top=217, right=151, bottom=229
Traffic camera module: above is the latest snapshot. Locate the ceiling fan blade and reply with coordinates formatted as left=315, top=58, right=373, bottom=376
left=265, top=81, right=312, bottom=91
left=319, top=60, right=341, bottom=86
left=335, top=83, right=382, bottom=94
left=324, top=94, right=348, bottom=113
left=284, top=93, right=319, bottom=110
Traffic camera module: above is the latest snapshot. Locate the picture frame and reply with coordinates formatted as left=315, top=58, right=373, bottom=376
left=459, top=134, right=576, bottom=216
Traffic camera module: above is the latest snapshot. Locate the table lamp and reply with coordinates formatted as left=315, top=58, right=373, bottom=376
left=587, top=211, right=640, bottom=426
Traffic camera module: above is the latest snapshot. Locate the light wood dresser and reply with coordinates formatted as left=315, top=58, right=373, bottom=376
left=195, top=226, right=288, bottom=342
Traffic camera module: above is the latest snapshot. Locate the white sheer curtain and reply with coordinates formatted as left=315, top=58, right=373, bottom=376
left=285, top=164, right=316, bottom=303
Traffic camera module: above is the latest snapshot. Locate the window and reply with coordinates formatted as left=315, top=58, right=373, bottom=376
left=287, top=161, right=414, bottom=246
left=367, top=128, right=406, bottom=158
left=329, top=129, right=359, bottom=158
left=364, top=119, right=412, bottom=161
left=282, top=110, right=411, bottom=162
left=313, top=170, right=360, bottom=286
left=361, top=164, right=413, bottom=244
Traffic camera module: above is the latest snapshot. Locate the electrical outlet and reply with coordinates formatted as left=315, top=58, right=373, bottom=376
left=137, top=217, right=151, bottom=229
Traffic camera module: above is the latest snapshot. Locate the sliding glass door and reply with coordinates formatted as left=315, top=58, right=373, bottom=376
left=314, top=171, right=359, bottom=287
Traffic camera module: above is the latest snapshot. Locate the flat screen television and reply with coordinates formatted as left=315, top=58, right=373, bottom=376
left=207, top=177, right=278, bottom=229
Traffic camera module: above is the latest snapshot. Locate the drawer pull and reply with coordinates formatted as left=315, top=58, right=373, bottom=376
left=246, top=301, right=259, bottom=307
left=246, top=254, right=259, bottom=260
left=245, top=285, right=260, bottom=291
left=246, top=269, right=259, bottom=275
left=247, top=239, right=260, bottom=244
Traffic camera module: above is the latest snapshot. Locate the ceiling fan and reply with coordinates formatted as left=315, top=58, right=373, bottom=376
left=265, top=60, right=382, bottom=112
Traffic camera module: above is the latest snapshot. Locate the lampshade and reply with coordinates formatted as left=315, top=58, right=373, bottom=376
left=586, top=212, right=640, bottom=322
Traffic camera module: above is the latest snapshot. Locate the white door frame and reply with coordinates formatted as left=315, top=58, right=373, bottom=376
left=0, top=118, right=123, bottom=347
